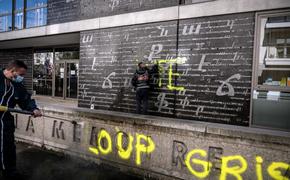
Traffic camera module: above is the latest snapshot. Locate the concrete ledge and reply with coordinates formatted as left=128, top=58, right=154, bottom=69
left=40, top=102, right=290, bottom=146
left=14, top=102, right=290, bottom=180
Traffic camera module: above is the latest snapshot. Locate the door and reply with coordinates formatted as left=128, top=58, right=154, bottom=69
left=66, top=62, right=78, bottom=98
left=54, top=60, right=78, bottom=99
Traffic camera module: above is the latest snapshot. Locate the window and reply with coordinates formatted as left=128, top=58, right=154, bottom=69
left=256, top=14, right=290, bottom=90
left=252, top=10, right=290, bottom=131
left=55, top=50, right=80, bottom=61
left=33, top=51, right=54, bottom=96
left=27, top=0, right=47, bottom=8
left=0, top=0, right=12, bottom=32
left=0, top=0, right=47, bottom=32
left=26, top=0, right=47, bottom=28
left=14, top=0, right=24, bottom=30
left=33, top=47, right=79, bottom=99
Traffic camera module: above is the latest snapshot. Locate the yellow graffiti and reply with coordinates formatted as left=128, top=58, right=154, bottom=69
left=167, top=62, right=184, bottom=91
left=135, top=133, right=155, bottom=166
left=89, top=128, right=156, bottom=166
left=220, top=155, right=248, bottom=180
left=89, top=147, right=99, bottom=155
left=157, top=58, right=185, bottom=91
left=185, top=149, right=212, bottom=179
left=97, top=129, right=112, bottom=155
left=88, top=128, right=290, bottom=180
left=256, top=156, right=263, bottom=180
left=267, top=162, right=290, bottom=180
left=116, top=132, right=134, bottom=160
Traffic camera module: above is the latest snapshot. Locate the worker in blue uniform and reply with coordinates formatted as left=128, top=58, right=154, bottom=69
left=0, top=60, right=42, bottom=179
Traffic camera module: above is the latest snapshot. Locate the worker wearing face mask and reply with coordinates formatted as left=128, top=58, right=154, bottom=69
left=0, top=60, right=42, bottom=179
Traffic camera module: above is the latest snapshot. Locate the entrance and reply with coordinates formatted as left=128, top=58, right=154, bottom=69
left=55, top=60, right=79, bottom=99
left=33, top=47, right=79, bottom=99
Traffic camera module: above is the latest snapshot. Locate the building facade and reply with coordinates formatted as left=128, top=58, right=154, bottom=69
left=0, top=0, right=290, bottom=179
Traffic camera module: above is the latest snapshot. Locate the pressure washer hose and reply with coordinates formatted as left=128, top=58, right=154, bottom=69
left=0, top=105, right=33, bottom=115
left=0, top=105, right=76, bottom=149
left=0, top=105, right=74, bottom=123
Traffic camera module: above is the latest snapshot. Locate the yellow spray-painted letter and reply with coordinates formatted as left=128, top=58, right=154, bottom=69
left=97, top=129, right=112, bottom=155
left=256, top=156, right=263, bottom=180
left=116, top=132, right=134, bottom=160
left=220, top=155, right=247, bottom=180
left=267, top=162, right=290, bottom=180
left=135, top=133, right=155, bottom=166
left=185, top=149, right=212, bottom=179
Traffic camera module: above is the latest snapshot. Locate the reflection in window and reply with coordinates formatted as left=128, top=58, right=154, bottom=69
left=33, top=52, right=54, bottom=96
left=15, top=12, right=24, bottom=30
left=55, top=51, right=80, bottom=61
left=0, top=0, right=47, bottom=31
left=262, top=16, right=290, bottom=62
left=27, top=0, right=47, bottom=8
left=0, top=0, right=12, bottom=32
left=0, top=0, right=12, bottom=14
left=26, top=8, right=47, bottom=28
left=0, top=15, right=12, bottom=32
left=26, top=0, right=47, bottom=28
left=258, top=14, right=290, bottom=88
left=14, top=0, right=24, bottom=30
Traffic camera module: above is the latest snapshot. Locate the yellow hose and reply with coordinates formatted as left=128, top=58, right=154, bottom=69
left=0, top=105, right=8, bottom=112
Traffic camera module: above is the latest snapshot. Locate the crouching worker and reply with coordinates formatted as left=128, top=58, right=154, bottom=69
left=131, top=62, right=151, bottom=114
left=0, top=60, right=42, bottom=179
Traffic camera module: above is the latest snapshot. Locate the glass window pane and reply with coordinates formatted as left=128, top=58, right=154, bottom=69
left=55, top=51, right=80, bottom=61
left=253, top=13, right=290, bottom=132
left=33, top=52, right=53, bottom=96
left=257, top=14, right=290, bottom=87
left=258, top=70, right=290, bottom=86
left=15, top=12, right=24, bottom=30
left=0, top=15, right=12, bottom=32
left=268, top=16, right=290, bottom=23
left=66, top=62, right=79, bottom=99
left=27, top=0, right=47, bottom=8
left=15, top=0, right=24, bottom=11
left=263, top=28, right=290, bottom=46
left=0, top=0, right=12, bottom=15
left=26, top=8, right=47, bottom=28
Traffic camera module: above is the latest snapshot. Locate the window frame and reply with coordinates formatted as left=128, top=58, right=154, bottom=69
left=25, top=0, right=47, bottom=28
left=0, top=15, right=13, bottom=32
left=252, top=9, right=290, bottom=93
left=0, top=0, right=13, bottom=32
left=25, top=7, right=47, bottom=28
left=13, top=0, right=25, bottom=30
left=32, top=46, right=80, bottom=99
left=0, top=0, right=47, bottom=33
left=250, top=9, right=290, bottom=129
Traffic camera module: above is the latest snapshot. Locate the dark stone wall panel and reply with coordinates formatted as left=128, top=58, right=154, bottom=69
left=0, top=49, right=33, bottom=92
left=80, top=0, right=179, bottom=19
left=78, top=12, right=255, bottom=126
left=47, top=0, right=81, bottom=25
left=47, top=0, right=179, bottom=24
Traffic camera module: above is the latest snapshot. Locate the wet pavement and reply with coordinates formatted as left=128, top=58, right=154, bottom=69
left=0, top=142, right=142, bottom=180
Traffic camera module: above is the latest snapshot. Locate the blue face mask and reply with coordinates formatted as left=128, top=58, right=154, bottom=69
left=13, top=75, right=24, bottom=83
